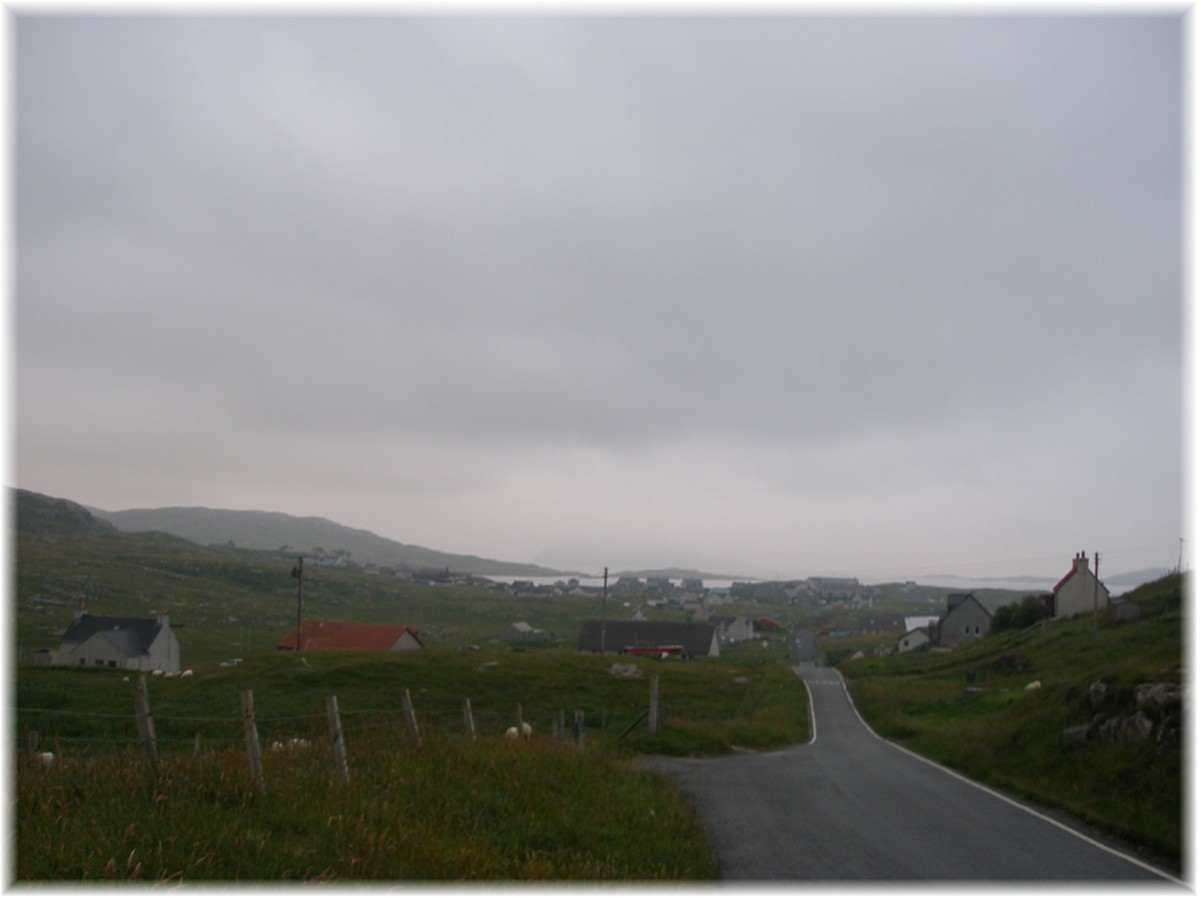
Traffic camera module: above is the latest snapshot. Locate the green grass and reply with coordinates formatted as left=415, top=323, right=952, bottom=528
left=13, top=649, right=808, bottom=881
left=840, top=574, right=1184, bottom=865
left=15, top=734, right=713, bottom=881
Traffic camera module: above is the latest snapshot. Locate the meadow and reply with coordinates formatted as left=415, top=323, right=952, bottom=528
left=14, top=648, right=810, bottom=881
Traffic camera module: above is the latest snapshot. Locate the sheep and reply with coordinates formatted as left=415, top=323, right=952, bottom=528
left=521, top=722, right=532, bottom=739
left=37, top=752, right=54, bottom=767
left=1025, top=680, right=1042, bottom=692
left=505, top=723, right=533, bottom=741
left=180, top=669, right=194, bottom=678
left=505, top=726, right=519, bottom=740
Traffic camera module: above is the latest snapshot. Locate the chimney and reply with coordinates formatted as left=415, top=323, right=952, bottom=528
left=1074, top=552, right=1089, bottom=573
left=156, top=612, right=169, bottom=629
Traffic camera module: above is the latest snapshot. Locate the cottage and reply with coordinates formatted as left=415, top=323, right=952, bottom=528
left=857, top=614, right=907, bottom=635
left=276, top=619, right=424, bottom=652
left=897, top=627, right=932, bottom=653
left=1052, top=552, right=1111, bottom=619
left=711, top=615, right=755, bottom=644
left=54, top=611, right=181, bottom=673
left=576, top=620, right=719, bottom=658
left=936, top=593, right=992, bottom=648
left=501, top=621, right=549, bottom=643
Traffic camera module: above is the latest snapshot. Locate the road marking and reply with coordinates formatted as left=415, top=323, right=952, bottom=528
left=823, top=670, right=1187, bottom=886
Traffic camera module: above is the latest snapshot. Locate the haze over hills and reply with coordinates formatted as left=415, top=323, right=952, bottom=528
left=10, top=488, right=1171, bottom=592
left=84, top=501, right=562, bottom=577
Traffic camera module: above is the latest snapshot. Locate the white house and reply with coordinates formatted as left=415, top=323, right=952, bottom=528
left=897, top=627, right=932, bottom=653
left=55, top=611, right=181, bottom=673
left=1052, top=552, right=1111, bottom=619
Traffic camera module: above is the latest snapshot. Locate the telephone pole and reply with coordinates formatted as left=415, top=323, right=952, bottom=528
left=292, top=556, right=304, bottom=651
left=600, top=566, right=608, bottom=656
left=1092, top=551, right=1100, bottom=634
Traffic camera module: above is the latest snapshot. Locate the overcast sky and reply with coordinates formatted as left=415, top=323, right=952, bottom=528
left=13, top=11, right=1186, bottom=581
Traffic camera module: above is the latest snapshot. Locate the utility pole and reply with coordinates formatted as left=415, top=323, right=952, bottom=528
left=1092, top=551, right=1100, bottom=634
left=600, top=566, right=608, bottom=656
left=292, top=555, right=304, bottom=651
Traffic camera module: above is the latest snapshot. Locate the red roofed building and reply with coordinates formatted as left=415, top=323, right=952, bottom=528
left=1052, top=552, right=1110, bottom=619
left=276, top=619, right=425, bottom=652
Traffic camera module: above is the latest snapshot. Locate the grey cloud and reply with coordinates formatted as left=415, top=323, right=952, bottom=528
left=15, top=13, right=1183, bottom=576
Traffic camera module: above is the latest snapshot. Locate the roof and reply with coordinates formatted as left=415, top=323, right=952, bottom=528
left=60, top=614, right=163, bottom=656
left=577, top=620, right=717, bottom=657
left=939, top=594, right=992, bottom=623
left=277, top=619, right=423, bottom=651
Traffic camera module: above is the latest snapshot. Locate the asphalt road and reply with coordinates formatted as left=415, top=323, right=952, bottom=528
left=648, top=664, right=1182, bottom=884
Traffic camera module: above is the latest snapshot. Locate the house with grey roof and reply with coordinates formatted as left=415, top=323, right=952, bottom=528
left=501, top=621, right=549, bottom=643
left=936, top=593, right=992, bottom=648
left=577, top=620, right=719, bottom=658
left=55, top=611, right=181, bottom=673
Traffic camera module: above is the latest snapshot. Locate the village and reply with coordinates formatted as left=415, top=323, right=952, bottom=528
left=37, top=551, right=1133, bottom=675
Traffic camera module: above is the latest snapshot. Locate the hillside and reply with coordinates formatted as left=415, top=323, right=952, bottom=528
left=840, top=573, right=1185, bottom=866
left=89, top=503, right=561, bottom=577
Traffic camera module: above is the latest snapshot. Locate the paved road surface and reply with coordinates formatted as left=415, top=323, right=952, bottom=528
left=649, top=664, right=1182, bottom=883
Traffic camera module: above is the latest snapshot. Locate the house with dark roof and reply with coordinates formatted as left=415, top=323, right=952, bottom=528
left=576, top=620, right=719, bottom=658
left=55, top=611, right=181, bottom=673
left=936, top=593, right=992, bottom=648
left=276, top=619, right=424, bottom=652
left=710, top=615, right=755, bottom=644
left=501, top=621, right=549, bottom=643
left=1052, top=552, right=1111, bottom=619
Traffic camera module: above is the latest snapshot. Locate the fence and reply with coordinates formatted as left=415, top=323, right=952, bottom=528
left=17, top=673, right=664, bottom=786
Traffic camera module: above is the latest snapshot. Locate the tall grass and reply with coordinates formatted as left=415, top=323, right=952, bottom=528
left=15, top=730, right=714, bottom=882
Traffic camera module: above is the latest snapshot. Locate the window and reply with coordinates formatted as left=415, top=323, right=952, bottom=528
left=964, top=625, right=970, bottom=635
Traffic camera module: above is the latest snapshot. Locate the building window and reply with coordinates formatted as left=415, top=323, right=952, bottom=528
left=963, top=625, right=970, bottom=635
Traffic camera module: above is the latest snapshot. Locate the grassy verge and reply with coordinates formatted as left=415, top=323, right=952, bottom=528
left=15, top=733, right=713, bottom=881
left=14, top=650, right=810, bottom=881
left=841, top=575, right=1183, bottom=865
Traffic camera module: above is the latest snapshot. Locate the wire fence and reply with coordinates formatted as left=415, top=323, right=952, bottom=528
left=14, top=678, right=663, bottom=762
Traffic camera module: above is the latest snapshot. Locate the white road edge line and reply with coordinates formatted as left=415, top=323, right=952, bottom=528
left=815, top=668, right=1187, bottom=887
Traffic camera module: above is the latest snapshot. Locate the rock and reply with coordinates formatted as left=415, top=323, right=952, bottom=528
left=1096, top=711, right=1155, bottom=743
left=610, top=663, right=641, bottom=679
left=1061, top=724, right=1092, bottom=743
left=1135, top=682, right=1182, bottom=708
left=1088, top=680, right=1108, bottom=711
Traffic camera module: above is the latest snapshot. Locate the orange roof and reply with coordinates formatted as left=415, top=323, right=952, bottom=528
left=276, top=619, right=423, bottom=651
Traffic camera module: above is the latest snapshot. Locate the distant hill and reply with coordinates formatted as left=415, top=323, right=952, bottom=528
left=13, top=489, right=119, bottom=537
left=88, top=504, right=561, bottom=577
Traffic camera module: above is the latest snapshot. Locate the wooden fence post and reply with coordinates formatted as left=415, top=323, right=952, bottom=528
left=515, top=703, right=524, bottom=738
left=649, top=673, right=660, bottom=736
left=463, top=698, right=476, bottom=741
left=131, top=674, right=161, bottom=781
left=240, top=689, right=263, bottom=787
left=403, top=689, right=422, bottom=748
left=572, top=709, right=585, bottom=749
left=326, top=695, right=350, bottom=784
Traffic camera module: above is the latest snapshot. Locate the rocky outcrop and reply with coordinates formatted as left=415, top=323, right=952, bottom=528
left=1062, top=679, right=1183, bottom=751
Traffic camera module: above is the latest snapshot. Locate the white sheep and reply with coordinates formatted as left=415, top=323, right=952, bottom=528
left=1025, top=680, right=1042, bottom=692
left=505, top=726, right=519, bottom=740
left=181, top=669, right=194, bottom=678
left=521, top=721, right=532, bottom=739
left=37, top=752, right=54, bottom=767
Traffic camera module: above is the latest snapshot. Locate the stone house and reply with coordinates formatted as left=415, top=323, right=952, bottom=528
left=936, top=594, right=992, bottom=648
left=1052, top=552, right=1111, bottom=619
left=55, top=611, right=181, bottom=673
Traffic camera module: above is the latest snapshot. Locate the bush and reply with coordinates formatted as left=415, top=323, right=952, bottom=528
left=991, top=594, right=1053, bottom=632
